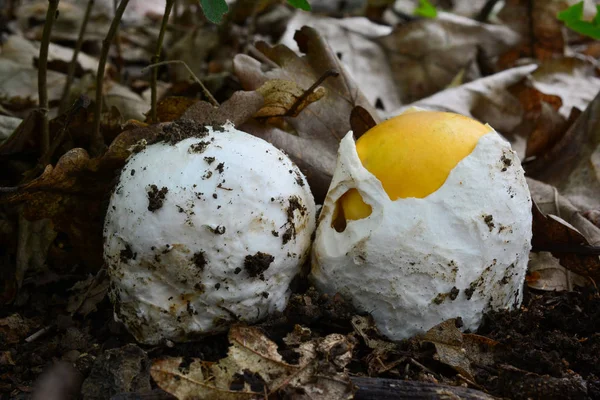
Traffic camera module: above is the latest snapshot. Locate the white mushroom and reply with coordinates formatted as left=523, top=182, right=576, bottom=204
left=104, top=122, right=316, bottom=344
left=311, top=111, right=532, bottom=340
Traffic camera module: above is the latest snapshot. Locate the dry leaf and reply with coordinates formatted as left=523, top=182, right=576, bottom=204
left=420, top=319, right=498, bottom=382
left=388, top=64, right=538, bottom=157
left=234, top=26, right=379, bottom=202
left=528, top=178, right=600, bottom=246
left=529, top=57, right=600, bottom=119
left=0, top=116, right=21, bottom=142
left=0, top=60, right=66, bottom=109
left=531, top=201, right=600, bottom=279
left=255, top=79, right=326, bottom=118
left=66, top=270, right=110, bottom=316
left=16, top=213, right=55, bottom=288
left=527, top=251, right=588, bottom=291
left=149, top=97, right=199, bottom=123
left=17, top=0, right=110, bottom=42
left=279, top=12, right=400, bottom=112
left=525, top=90, right=600, bottom=214
left=1, top=35, right=99, bottom=74
left=377, top=12, right=521, bottom=103
left=0, top=314, right=37, bottom=345
left=350, top=106, right=377, bottom=139
left=497, top=0, right=571, bottom=63
left=151, top=325, right=356, bottom=400
left=351, top=315, right=404, bottom=376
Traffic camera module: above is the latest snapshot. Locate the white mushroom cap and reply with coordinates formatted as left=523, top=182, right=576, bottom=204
left=104, top=122, right=316, bottom=344
left=311, top=130, right=532, bottom=340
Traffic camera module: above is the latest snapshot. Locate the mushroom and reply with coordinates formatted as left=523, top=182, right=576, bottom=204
left=104, top=122, right=316, bottom=344
left=311, top=110, right=532, bottom=340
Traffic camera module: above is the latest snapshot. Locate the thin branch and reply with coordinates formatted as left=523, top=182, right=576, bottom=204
left=142, top=60, right=219, bottom=106
left=475, top=0, right=502, bottom=22
left=59, top=0, right=94, bottom=114
left=92, top=0, right=130, bottom=156
left=150, top=0, right=175, bottom=123
left=38, top=0, right=60, bottom=156
left=284, top=69, right=339, bottom=117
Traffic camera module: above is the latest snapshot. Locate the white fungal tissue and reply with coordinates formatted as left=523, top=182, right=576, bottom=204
left=104, top=121, right=316, bottom=344
left=311, top=129, right=532, bottom=340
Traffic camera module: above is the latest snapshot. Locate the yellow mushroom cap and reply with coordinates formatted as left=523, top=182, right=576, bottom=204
left=341, top=111, right=492, bottom=220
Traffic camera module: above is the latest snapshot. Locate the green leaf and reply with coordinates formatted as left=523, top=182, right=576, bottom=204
left=287, top=0, right=311, bottom=11
left=556, top=1, right=583, bottom=23
left=593, top=4, right=600, bottom=26
left=414, top=0, right=437, bottom=18
left=557, top=1, right=600, bottom=39
left=565, top=20, right=600, bottom=39
left=199, top=0, right=229, bottom=24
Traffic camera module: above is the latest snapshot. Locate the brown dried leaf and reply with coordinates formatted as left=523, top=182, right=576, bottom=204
left=525, top=90, right=600, bottom=214
left=420, top=319, right=498, bottom=382
left=531, top=201, right=600, bottom=279
left=377, top=12, right=521, bottom=103
left=2, top=125, right=161, bottom=269
left=150, top=97, right=199, bottom=123
left=350, top=106, right=377, bottom=139
left=151, top=325, right=355, bottom=400
left=16, top=213, right=55, bottom=288
left=255, top=79, right=325, bottom=118
left=17, top=0, right=110, bottom=42
left=234, top=26, right=379, bottom=202
left=351, top=315, right=404, bottom=376
left=66, top=270, right=110, bottom=317
left=389, top=65, right=537, bottom=148
left=182, top=91, right=264, bottom=127
left=497, top=0, right=570, bottom=63
left=0, top=314, right=37, bottom=345
left=279, top=12, right=400, bottom=112
left=527, top=252, right=588, bottom=291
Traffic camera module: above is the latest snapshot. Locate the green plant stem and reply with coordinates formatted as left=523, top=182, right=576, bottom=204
left=38, top=0, right=60, bottom=157
left=59, top=0, right=94, bottom=114
left=142, top=60, right=219, bottom=106
left=150, top=0, right=175, bottom=123
left=92, top=0, right=129, bottom=156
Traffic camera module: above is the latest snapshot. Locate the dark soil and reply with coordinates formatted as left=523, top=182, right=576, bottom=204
left=1, top=277, right=599, bottom=399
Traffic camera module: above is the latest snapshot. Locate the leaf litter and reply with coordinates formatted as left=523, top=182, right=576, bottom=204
left=1, top=0, right=600, bottom=399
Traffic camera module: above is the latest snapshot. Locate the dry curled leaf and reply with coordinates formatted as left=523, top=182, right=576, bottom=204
left=531, top=201, right=600, bottom=280
left=234, top=26, right=379, bottom=202
left=527, top=251, right=588, bottom=291
left=377, top=12, right=522, bottom=103
left=151, top=325, right=356, bottom=400
left=389, top=64, right=538, bottom=157
left=279, top=12, right=400, bottom=112
left=525, top=90, right=600, bottom=214
left=149, top=97, right=199, bottom=123
left=420, top=319, right=498, bottom=382
left=497, top=0, right=571, bottom=63
left=255, top=79, right=325, bottom=118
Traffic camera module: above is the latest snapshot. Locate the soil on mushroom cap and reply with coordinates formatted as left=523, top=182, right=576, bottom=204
left=147, top=185, right=168, bottom=212
left=244, top=252, right=274, bottom=279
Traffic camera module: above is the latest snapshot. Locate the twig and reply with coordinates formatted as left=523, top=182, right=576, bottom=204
left=142, top=60, right=219, bottom=106
left=27, top=96, right=91, bottom=180
left=59, top=0, right=94, bottom=114
left=284, top=69, right=339, bottom=117
left=150, top=0, right=175, bottom=123
left=92, top=0, right=130, bottom=156
left=25, top=325, right=54, bottom=343
left=475, top=0, right=502, bottom=22
left=38, top=0, right=60, bottom=156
